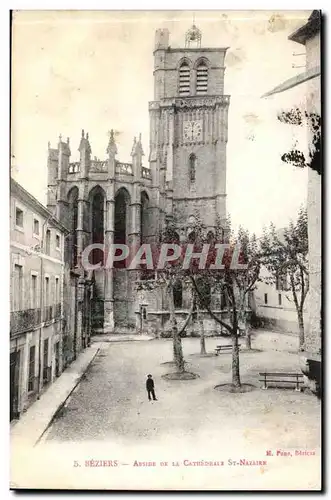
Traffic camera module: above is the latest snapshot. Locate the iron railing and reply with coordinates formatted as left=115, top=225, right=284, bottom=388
left=10, top=308, right=41, bottom=337
left=10, top=303, right=62, bottom=336
left=43, top=303, right=62, bottom=322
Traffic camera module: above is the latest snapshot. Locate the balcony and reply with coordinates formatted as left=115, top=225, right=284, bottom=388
left=10, top=303, right=63, bottom=337
left=10, top=308, right=41, bottom=337
left=43, top=303, right=62, bottom=322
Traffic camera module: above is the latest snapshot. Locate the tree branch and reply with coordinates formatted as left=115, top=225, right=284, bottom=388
left=190, top=276, right=233, bottom=334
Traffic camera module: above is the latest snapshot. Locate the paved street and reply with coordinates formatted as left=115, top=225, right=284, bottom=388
left=44, top=332, right=320, bottom=446
left=12, top=332, right=321, bottom=490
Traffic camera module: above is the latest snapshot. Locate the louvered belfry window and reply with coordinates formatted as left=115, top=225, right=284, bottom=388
left=179, top=62, right=190, bottom=96
left=196, top=62, right=208, bottom=95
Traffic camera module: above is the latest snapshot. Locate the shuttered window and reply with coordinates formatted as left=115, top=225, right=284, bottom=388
left=28, top=346, right=36, bottom=392
left=196, top=63, right=208, bottom=95
left=179, top=63, right=190, bottom=96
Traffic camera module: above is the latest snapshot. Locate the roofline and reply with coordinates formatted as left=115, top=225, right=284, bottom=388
left=10, top=178, right=69, bottom=234
left=261, top=66, right=320, bottom=98
left=153, top=47, right=229, bottom=55
left=288, top=10, right=321, bottom=45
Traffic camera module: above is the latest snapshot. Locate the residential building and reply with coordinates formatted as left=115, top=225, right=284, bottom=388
left=10, top=178, right=93, bottom=421
left=263, top=11, right=321, bottom=393
left=253, top=264, right=309, bottom=335
left=10, top=179, right=67, bottom=420
left=289, top=10, right=321, bottom=392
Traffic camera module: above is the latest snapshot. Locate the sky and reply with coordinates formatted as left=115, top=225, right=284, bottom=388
left=11, top=10, right=312, bottom=235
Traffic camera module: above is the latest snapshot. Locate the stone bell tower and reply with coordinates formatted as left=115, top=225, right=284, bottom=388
left=149, top=23, right=230, bottom=240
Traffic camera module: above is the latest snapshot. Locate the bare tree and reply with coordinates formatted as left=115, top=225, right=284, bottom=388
left=260, top=208, right=309, bottom=349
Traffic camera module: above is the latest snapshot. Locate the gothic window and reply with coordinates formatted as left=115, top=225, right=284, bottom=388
left=196, top=277, right=211, bottom=309
left=90, top=186, right=105, bottom=266
left=173, top=280, right=183, bottom=309
left=206, top=231, right=215, bottom=243
left=67, top=186, right=79, bottom=268
left=188, top=231, right=196, bottom=244
left=140, top=191, right=149, bottom=245
left=196, top=61, right=208, bottom=95
left=189, top=154, right=196, bottom=183
left=179, top=62, right=190, bottom=96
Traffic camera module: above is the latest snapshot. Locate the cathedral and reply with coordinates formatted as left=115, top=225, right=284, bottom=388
left=47, top=24, right=230, bottom=336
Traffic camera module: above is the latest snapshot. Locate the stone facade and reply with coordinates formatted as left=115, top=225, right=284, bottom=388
left=288, top=11, right=321, bottom=393
left=10, top=179, right=92, bottom=421
left=47, top=25, right=230, bottom=335
left=10, top=179, right=67, bottom=420
left=304, top=30, right=321, bottom=357
left=253, top=264, right=309, bottom=335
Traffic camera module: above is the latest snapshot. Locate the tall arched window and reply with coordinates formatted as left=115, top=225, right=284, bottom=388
left=140, top=191, right=149, bottom=245
left=173, top=280, right=183, bottom=309
left=196, top=61, right=208, bottom=95
left=67, top=187, right=78, bottom=268
left=179, top=62, right=190, bottom=96
left=189, top=154, right=196, bottom=182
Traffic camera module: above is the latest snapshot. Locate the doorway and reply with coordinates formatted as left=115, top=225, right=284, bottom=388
left=10, top=350, right=20, bottom=421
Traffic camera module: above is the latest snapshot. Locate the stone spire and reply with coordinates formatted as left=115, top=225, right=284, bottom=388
left=106, top=129, right=118, bottom=157
left=131, top=134, right=144, bottom=157
left=78, top=129, right=91, bottom=177
left=78, top=129, right=91, bottom=155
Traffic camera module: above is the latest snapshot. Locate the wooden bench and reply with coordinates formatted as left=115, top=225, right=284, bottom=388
left=215, top=344, right=241, bottom=355
left=259, top=372, right=304, bottom=391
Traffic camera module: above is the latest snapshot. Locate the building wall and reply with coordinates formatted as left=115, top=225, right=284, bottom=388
left=10, top=180, right=66, bottom=420
left=151, top=29, right=229, bottom=237
left=46, top=26, right=229, bottom=335
left=254, top=266, right=309, bottom=335
left=305, top=31, right=321, bottom=356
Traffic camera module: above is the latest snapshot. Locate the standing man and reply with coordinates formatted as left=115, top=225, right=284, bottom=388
left=146, top=374, right=157, bottom=401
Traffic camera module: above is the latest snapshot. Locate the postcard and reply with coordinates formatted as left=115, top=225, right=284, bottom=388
left=10, top=9, right=321, bottom=490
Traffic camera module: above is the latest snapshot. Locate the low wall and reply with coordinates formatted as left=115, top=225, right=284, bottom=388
left=135, top=309, right=232, bottom=337
left=256, top=315, right=308, bottom=335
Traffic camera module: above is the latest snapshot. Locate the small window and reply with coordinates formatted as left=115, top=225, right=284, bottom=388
left=13, top=264, right=23, bottom=310
left=264, top=293, right=268, bottom=305
left=55, top=277, right=59, bottom=303
left=142, top=307, right=147, bottom=320
left=278, top=293, right=282, bottom=306
left=15, top=207, right=23, bottom=227
left=189, top=154, right=196, bottom=183
left=45, top=229, right=51, bottom=255
left=33, top=219, right=40, bottom=235
left=56, top=234, right=61, bottom=249
left=31, top=274, right=38, bottom=308
left=45, top=277, right=50, bottom=307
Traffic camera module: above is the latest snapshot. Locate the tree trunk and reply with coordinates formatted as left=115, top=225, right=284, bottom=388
left=245, top=332, right=252, bottom=350
left=244, top=321, right=252, bottom=350
left=168, top=284, right=185, bottom=373
left=196, top=303, right=206, bottom=355
left=231, top=322, right=241, bottom=388
left=200, top=325, right=207, bottom=355
left=297, top=308, right=305, bottom=350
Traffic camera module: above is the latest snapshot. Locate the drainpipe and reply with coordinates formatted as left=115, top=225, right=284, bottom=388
left=37, top=218, right=48, bottom=399
left=73, top=276, right=78, bottom=360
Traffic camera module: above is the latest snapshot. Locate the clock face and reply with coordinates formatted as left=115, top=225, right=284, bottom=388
left=183, top=120, right=202, bottom=142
